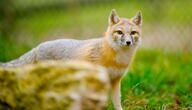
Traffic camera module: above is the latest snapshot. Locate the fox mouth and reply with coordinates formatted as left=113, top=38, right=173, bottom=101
left=121, top=40, right=133, bottom=46
left=120, top=42, right=132, bottom=47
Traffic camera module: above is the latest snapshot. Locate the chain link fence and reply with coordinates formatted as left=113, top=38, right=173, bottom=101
left=0, top=0, right=192, bottom=60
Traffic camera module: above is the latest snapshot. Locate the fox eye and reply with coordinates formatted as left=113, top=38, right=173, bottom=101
left=116, top=30, right=123, bottom=35
left=130, top=31, right=137, bottom=35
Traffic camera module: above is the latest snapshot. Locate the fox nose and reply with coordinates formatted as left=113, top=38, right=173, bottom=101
left=126, top=41, right=131, bottom=45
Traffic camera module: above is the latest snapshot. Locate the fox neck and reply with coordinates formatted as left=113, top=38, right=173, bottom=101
left=100, top=36, right=137, bottom=79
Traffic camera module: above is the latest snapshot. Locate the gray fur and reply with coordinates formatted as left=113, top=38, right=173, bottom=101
left=1, top=38, right=102, bottom=68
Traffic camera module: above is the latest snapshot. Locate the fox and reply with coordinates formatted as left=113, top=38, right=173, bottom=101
left=0, top=9, right=142, bottom=110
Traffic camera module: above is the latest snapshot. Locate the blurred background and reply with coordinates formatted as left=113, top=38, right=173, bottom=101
left=0, top=0, right=192, bottom=61
left=0, top=0, right=192, bottom=109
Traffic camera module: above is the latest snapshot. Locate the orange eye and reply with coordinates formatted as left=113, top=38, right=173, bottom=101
left=116, top=30, right=123, bottom=35
left=130, top=31, right=137, bottom=35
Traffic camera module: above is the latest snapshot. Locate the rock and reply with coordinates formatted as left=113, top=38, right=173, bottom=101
left=0, top=61, right=110, bottom=110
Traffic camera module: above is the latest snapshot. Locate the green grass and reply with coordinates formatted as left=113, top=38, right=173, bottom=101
left=108, top=49, right=192, bottom=110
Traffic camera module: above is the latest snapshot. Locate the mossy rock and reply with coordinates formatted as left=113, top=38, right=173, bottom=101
left=0, top=61, right=110, bottom=110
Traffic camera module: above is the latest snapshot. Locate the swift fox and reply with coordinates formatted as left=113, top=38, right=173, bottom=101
left=1, top=9, right=142, bottom=110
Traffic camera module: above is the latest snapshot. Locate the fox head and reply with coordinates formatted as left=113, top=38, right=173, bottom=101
left=106, top=9, right=142, bottom=50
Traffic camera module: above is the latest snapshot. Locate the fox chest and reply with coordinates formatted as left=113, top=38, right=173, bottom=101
left=100, top=53, right=131, bottom=78
left=106, top=67, right=128, bottom=79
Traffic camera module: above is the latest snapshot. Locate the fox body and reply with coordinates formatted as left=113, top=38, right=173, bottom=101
left=1, top=9, right=142, bottom=110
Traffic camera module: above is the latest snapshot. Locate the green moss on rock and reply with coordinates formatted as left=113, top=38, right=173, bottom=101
left=0, top=61, right=110, bottom=110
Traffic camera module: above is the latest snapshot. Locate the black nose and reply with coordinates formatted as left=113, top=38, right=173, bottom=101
left=126, top=41, right=131, bottom=45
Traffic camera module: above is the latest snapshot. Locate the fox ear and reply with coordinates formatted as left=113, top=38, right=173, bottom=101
left=132, top=11, right=142, bottom=26
left=109, top=9, right=120, bottom=25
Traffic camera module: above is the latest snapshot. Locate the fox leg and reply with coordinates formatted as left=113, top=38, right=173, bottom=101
left=111, top=77, right=123, bottom=110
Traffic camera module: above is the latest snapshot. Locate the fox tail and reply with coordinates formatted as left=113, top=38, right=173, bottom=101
left=0, top=62, right=3, bottom=66
left=0, top=48, right=37, bottom=68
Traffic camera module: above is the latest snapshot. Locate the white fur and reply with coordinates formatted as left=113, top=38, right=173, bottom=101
left=106, top=67, right=127, bottom=79
left=116, top=46, right=138, bottom=64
